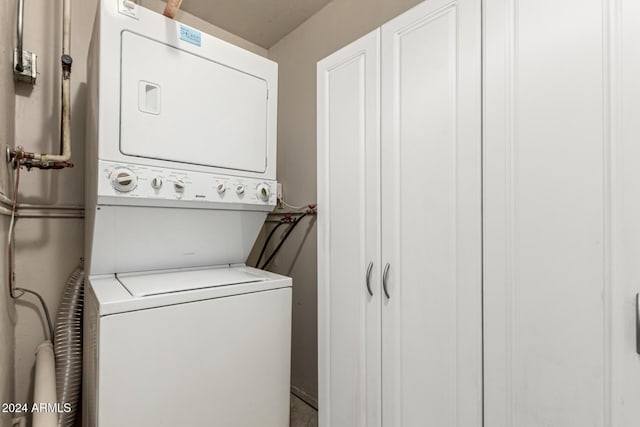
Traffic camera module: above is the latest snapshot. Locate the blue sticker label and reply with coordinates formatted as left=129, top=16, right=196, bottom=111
left=180, top=25, right=201, bottom=47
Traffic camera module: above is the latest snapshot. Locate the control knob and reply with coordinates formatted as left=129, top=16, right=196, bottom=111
left=110, top=168, right=137, bottom=192
left=174, top=179, right=186, bottom=193
left=236, top=184, right=246, bottom=195
left=151, top=176, right=163, bottom=190
left=216, top=183, right=226, bottom=194
left=256, top=183, right=271, bottom=202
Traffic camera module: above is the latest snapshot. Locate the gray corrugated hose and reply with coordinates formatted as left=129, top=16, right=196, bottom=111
left=54, top=266, right=84, bottom=427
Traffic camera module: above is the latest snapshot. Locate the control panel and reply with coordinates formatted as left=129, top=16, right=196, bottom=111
left=97, top=161, right=277, bottom=207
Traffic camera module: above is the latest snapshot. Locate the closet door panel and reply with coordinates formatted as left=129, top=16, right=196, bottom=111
left=483, top=0, right=640, bottom=425
left=380, top=1, right=482, bottom=426
left=317, top=30, right=381, bottom=427
left=616, top=1, right=640, bottom=424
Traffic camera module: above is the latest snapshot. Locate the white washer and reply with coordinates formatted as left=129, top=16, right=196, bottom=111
left=84, top=266, right=291, bottom=427
left=83, top=2, right=289, bottom=426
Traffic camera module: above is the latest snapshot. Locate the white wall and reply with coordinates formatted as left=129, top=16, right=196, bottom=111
left=0, top=0, right=17, bottom=425
left=11, top=0, right=266, bottom=407
left=264, top=0, right=424, bottom=404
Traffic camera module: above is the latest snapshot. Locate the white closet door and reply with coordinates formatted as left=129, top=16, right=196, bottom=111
left=318, top=30, right=381, bottom=427
left=617, top=0, right=640, bottom=424
left=484, top=0, right=640, bottom=425
left=380, top=0, right=482, bottom=426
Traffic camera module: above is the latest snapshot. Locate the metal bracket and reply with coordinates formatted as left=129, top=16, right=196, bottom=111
left=13, top=49, right=37, bottom=84
left=118, top=0, right=140, bottom=19
left=636, top=293, right=640, bottom=354
left=6, top=147, right=18, bottom=169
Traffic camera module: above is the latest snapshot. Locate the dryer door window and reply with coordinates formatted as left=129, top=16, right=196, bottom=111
left=119, top=31, right=269, bottom=173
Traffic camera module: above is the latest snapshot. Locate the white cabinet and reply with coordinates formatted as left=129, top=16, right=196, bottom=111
left=318, top=1, right=482, bottom=426
left=320, top=0, right=640, bottom=426
left=483, top=0, right=640, bottom=425
left=317, top=29, right=382, bottom=427
left=380, top=0, right=482, bottom=425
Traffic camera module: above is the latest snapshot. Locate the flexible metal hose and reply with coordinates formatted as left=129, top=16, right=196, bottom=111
left=54, top=266, right=84, bottom=427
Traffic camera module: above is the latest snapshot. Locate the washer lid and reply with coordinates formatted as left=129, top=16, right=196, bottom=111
left=117, top=267, right=266, bottom=297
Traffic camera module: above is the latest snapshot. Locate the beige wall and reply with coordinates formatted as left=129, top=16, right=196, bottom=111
left=1, top=0, right=17, bottom=426
left=7, top=0, right=424, bottom=413
left=265, top=0, right=424, bottom=404
left=139, top=0, right=267, bottom=56
left=12, top=0, right=266, bottom=405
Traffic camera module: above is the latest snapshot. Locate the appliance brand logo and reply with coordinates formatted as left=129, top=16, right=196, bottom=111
left=180, top=25, right=201, bottom=47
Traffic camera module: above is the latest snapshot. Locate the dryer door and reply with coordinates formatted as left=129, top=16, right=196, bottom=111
left=119, top=31, right=269, bottom=173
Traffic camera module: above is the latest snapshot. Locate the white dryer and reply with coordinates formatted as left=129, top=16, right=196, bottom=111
left=83, top=1, right=290, bottom=426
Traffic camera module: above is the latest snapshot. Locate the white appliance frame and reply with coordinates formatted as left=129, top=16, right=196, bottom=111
left=85, top=1, right=281, bottom=276
left=83, top=4, right=291, bottom=427
left=90, top=0, right=278, bottom=180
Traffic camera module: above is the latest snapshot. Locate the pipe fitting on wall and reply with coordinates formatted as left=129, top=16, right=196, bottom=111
left=61, top=54, right=73, bottom=80
left=6, top=147, right=74, bottom=170
left=6, top=0, right=73, bottom=168
left=14, top=0, right=37, bottom=84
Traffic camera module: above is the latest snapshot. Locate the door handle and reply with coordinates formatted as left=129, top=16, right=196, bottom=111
left=365, top=262, right=374, bottom=297
left=636, top=293, right=640, bottom=355
left=382, top=263, right=391, bottom=299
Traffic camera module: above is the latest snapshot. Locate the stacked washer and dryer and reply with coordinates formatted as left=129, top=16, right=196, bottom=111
left=83, top=1, right=291, bottom=426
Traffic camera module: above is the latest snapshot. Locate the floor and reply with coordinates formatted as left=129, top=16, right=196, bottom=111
left=290, top=394, right=318, bottom=427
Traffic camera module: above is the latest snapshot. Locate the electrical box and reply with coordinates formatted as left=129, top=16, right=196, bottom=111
left=13, top=49, right=37, bottom=85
